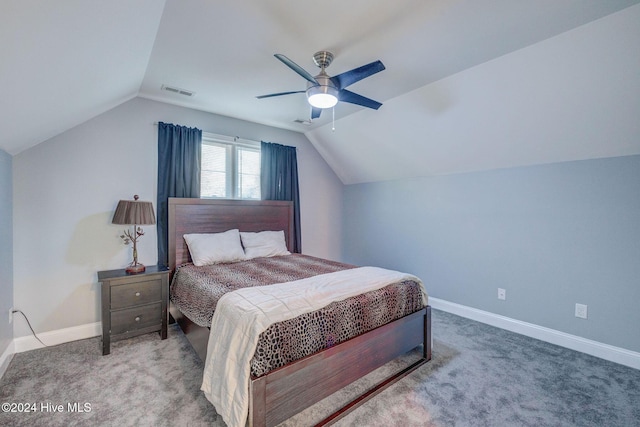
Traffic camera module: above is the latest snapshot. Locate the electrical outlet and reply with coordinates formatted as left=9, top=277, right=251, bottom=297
left=498, top=288, right=506, bottom=300
left=575, top=303, right=588, bottom=319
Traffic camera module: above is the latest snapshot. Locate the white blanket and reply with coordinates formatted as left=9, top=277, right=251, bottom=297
left=200, top=266, right=427, bottom=427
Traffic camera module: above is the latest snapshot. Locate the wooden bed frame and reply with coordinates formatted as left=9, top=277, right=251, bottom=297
left=167, top=197, right=432, bottom=426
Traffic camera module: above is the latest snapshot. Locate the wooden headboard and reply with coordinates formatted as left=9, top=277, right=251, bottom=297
left=167, top=198, right=294, bottom=272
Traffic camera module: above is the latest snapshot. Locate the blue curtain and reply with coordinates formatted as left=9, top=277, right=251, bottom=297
left=260, top=141, right=301, bottom=253
left=157, top=122, right=202, bottom=266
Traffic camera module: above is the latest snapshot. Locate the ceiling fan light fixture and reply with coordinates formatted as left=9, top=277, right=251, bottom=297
left=307, top=85, right=338, bottom=109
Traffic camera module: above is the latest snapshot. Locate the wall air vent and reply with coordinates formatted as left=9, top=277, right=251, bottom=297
left=161, top=85, right=195, bottom=97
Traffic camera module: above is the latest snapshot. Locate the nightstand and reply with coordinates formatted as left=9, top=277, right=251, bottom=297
left=98, top=265, right=169, bottom=355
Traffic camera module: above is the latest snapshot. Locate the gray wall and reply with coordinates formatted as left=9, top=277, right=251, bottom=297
left=12, top=97, right=343, bottom=337
left=0, top=149, right=13, bottom=354
left=343, top=155, right=640, bottom=353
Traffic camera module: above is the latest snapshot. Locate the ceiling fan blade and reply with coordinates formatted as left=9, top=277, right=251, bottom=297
left=330, top=60, right=385, bottom=90
left=256, top=90, right=305, bottom=99
left=338, top=89, right=382, bottom=110
left=311, top=107, right=322, bottom=119
left=274, top=54, right=319, bottom=85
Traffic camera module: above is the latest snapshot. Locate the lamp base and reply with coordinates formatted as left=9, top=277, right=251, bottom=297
left=126, top=263, right=146, bottom=274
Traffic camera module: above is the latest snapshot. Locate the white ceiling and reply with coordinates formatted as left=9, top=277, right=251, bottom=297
left=2, top=0, right=639, bottom=183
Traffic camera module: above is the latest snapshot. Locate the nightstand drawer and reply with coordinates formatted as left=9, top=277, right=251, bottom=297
left=111, top=303, right=162, bottom=335
left=111, top=278, right=162, bottom=310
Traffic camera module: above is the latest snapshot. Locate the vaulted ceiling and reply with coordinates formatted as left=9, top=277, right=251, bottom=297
left=2, top=0, right=639, bottom=183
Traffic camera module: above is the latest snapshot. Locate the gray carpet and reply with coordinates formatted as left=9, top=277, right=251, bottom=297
left=1, top=310, right=638, bottom=426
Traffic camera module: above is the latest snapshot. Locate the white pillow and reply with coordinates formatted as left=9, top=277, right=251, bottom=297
left=183, top=229, right=246, bottom=266
left=240, top=230, right=291, bottom=259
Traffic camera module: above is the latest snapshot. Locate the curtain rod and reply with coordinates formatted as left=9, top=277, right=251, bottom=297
left=153, top=122, right=260, bottom=145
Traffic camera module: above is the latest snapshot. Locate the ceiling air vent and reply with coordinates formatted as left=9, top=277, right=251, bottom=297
left=293, top=119, right=312, bottom=126
left=161, top=85, right=195, bottom=97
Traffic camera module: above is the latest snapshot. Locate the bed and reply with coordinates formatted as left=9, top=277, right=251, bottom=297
left=167, top=197, right=432, bottom=426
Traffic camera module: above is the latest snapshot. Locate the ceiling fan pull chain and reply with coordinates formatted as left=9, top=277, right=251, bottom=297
left=332, top=106, right=335, bottom=132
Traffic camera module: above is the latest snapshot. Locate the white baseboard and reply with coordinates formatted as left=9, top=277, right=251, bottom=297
left=13, top=322, right=101, bottom=353
left=6, top=303, right=640, bottom=372
left=0, top=341, right=15, bottom=380
left=429, top=298, right=640, bottom=370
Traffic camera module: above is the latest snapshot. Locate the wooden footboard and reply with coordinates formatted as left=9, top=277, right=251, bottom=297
left=249, top=306, right=431, bottom=427
left=171, top=303, right=431, bottom=426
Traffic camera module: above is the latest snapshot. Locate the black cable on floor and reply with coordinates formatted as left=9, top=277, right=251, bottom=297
left=13, top=309, right=48, bottom=347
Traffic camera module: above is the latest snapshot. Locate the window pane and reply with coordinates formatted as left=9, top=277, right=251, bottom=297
left=200, top=135, right=261, bottom=200
left=237, top=148, right=261, bottom=200
left=201, top=144, right=227, bottom=198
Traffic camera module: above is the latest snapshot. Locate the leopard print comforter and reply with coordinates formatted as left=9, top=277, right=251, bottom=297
left=250, top=278, right=424, bottom=377
left=170, top=254, right=356, bottom=327
left=170, top=254, right=425, bottom=377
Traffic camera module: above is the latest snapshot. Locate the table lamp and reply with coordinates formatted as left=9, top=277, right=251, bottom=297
left=112, top=195, right=156, bottom=274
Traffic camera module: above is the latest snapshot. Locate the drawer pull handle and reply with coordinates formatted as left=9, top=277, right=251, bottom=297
left=135, top=316, right=141, bottom=322
left=135, top=292, right=141, bottom=297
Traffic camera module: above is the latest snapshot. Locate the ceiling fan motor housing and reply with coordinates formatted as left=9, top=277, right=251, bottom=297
left=307, top=71, right=339, bottom=108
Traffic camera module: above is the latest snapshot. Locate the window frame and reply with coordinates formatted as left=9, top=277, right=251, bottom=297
left=200, top=132, right=261, bottom=200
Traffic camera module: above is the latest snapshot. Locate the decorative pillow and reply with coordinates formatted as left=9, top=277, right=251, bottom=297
left=240, top=230, right=291, bottom=259
left=183, top=229, right=246, bottom=266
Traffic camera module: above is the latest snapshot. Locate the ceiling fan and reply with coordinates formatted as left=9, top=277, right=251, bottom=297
left=256, top=51, right=385, bottom=119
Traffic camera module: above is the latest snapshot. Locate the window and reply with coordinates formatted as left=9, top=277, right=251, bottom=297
left=200, top=133, right=260, bottom=199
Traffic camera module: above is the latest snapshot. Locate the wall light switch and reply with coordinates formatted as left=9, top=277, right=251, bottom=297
left=575, top=303, right=588, bottom=319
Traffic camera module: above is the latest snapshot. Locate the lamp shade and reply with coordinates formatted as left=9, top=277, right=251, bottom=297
left=112, top=195, right=156, bottom=225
